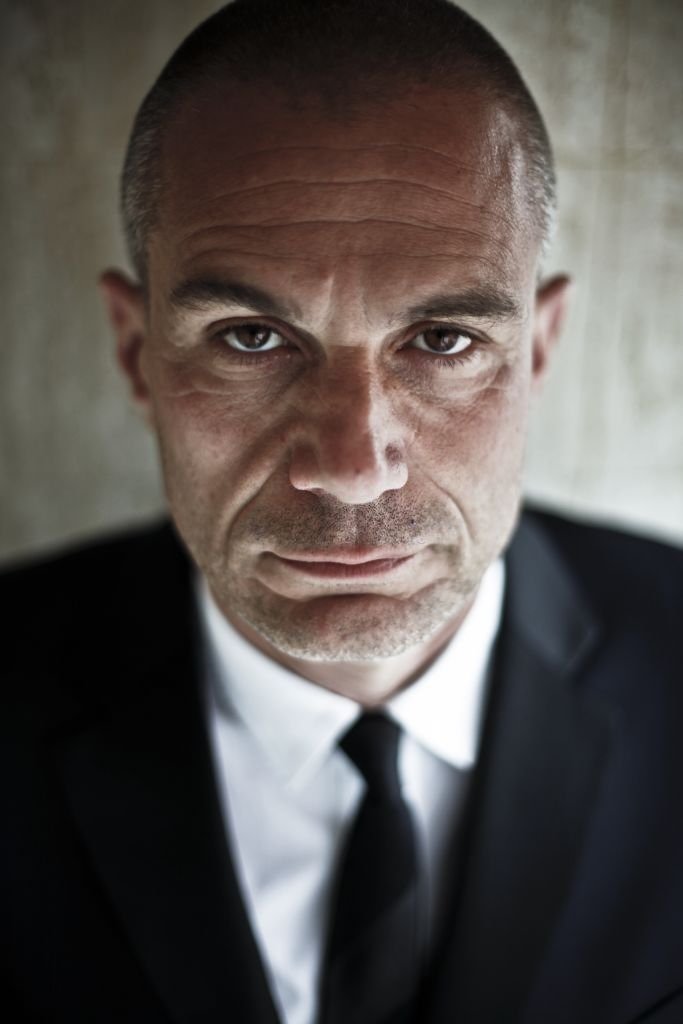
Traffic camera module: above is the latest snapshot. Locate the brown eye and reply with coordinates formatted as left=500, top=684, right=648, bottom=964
left=412, top=328, right=472, bottom=355
left=222, top=325, right=286, bottom=352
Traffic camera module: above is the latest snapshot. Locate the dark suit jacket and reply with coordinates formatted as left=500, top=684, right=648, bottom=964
left=2, top=510, right=682, bottom=1023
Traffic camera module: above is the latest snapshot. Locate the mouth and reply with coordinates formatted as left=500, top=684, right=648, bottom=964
left=269, top=550, right=418, bottom=580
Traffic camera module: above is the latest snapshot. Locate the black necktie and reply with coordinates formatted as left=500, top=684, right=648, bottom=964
left=319, top=712, right=422, bottom=1024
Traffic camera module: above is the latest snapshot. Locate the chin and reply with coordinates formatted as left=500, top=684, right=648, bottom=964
left=234, top=579, right=473, bottom=663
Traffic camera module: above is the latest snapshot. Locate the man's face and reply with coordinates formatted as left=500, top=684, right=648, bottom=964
left=107, top=81, right=566, bottom=663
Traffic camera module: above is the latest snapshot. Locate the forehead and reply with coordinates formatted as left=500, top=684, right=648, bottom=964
left=150, top=81, right=538, bottom=302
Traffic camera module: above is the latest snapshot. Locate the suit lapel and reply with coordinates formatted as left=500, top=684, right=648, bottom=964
left=423, top=513, right=616, bottom=1023
left=52, top=526, right=281, bottom=1024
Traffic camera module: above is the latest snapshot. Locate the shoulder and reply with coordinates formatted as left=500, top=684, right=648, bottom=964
left=0, top=518, right=182, bottom=601
left=521, top=504, right=683, bottom=630
left=525, top=504, right=683, bottom=582
left=0, top=519, right=190, bottom=671
left=511, top=508, right=683, bottom=745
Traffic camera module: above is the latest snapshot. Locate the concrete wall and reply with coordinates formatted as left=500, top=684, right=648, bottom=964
left=1, top=0, right=681, bottom=563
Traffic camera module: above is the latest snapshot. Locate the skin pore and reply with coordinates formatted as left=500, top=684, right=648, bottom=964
left=101, top=80, right=570, bottom=706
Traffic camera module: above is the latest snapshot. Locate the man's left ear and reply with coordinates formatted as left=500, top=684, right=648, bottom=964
left=531, top=274, right=573, bottom=390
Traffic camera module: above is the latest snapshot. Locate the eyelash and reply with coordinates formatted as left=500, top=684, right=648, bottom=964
left=425, top=346, right=480, bottom=370
left=210, top=322, right=484, bottom=370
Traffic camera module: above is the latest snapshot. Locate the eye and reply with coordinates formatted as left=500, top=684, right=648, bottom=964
left=410, top=327, right=473, bottom=356
left=220, top=324, right=287, bottom=353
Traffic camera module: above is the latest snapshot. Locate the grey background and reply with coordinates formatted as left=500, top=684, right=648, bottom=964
left=1, top=0, right=681, bottom=564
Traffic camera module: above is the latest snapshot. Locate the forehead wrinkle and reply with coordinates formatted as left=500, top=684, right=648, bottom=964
left=156, top=245, right=473, bottom=288
left=169, top=246, right=518, bottom=282
left=167, top=140, right=483, bottom=176
left=178, top=218, right=518, bottom=258
left=174, top=246, right=321, bottom=265
left=180, top=216, right=510, bottom=239
left=200, top=178, right=496, bottom=210
left=163, top=84, right=538, bottom=237
left=173, top=179, right=519, bottom=240
left=251, top=221, right=516, bottom=268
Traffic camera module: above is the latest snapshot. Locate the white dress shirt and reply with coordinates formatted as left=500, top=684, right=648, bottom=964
left=197, top=560, right=505, bottom=1024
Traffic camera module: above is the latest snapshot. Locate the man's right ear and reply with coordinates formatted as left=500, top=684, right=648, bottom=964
left=99, top=269, right=155, bottom=426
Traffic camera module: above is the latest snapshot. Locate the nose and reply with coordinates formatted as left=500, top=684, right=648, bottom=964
left=288, top=363, right=408, bottom=505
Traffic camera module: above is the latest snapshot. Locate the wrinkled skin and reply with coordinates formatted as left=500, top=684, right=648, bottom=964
left=102, top=81, right=569, bottom=703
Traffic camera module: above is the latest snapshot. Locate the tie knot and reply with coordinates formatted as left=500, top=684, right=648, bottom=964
left=340, top=712, right=402, bottom=801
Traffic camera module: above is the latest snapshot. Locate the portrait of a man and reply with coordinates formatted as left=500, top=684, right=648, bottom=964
left=2, top=2, right=682, bottom=1022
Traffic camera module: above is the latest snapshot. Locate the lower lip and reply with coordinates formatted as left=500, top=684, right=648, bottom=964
left=273, top=554, right=415, bottom=579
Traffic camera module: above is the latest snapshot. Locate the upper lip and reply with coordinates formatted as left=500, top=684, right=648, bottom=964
left=270, top=548, right=420, bottom=565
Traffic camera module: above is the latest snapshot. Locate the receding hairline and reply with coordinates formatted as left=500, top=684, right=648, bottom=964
left=121, top=1, right=557, bottom=283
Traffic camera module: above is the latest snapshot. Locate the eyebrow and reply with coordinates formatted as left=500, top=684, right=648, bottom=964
left=401, top=287, right=524, bottom=325
left=169, top=277, right=302, bottom=321
left=169, top=276, right=523, bottom=326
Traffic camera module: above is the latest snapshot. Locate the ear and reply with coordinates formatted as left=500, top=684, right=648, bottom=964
left=531, top=274, right=573, bottom=391
left=99, top=269, right=155, bottom=426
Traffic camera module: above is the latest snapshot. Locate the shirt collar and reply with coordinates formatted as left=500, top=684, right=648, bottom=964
left=388, top=558, right=504, bottom=768
left=197, top=558, right=504, bottom=787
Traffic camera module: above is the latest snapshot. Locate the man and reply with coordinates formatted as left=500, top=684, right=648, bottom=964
left=2, top=1, right=682, bottom=1022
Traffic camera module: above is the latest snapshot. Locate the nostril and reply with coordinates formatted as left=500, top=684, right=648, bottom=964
left=386, top=444, right=405, bottom=468
left=288, top=414, right=408, bottom=501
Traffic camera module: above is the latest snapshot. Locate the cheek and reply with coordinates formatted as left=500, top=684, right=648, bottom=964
left=414, top=361, right=532, bottom=477
left=149, top=361, right=286, bottom=501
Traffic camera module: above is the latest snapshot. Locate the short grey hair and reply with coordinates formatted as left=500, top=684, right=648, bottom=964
left=122, top=0, right=557, bottom=283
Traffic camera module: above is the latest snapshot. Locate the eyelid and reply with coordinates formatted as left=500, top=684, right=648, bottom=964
left=211, top=318, right=290, bottom=345
left=403, top=322, right=479, bottom=348
left=209, top=316, right=319, bottom=355
left=411, top=330, right=472, bottom=353
left=415, top=321, right=475, bottom=335
left=406, top=319, right=480, bottom=336
left=227, top=328, right=287, bottom=354
left=211, top=316, right=285, bottom=334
